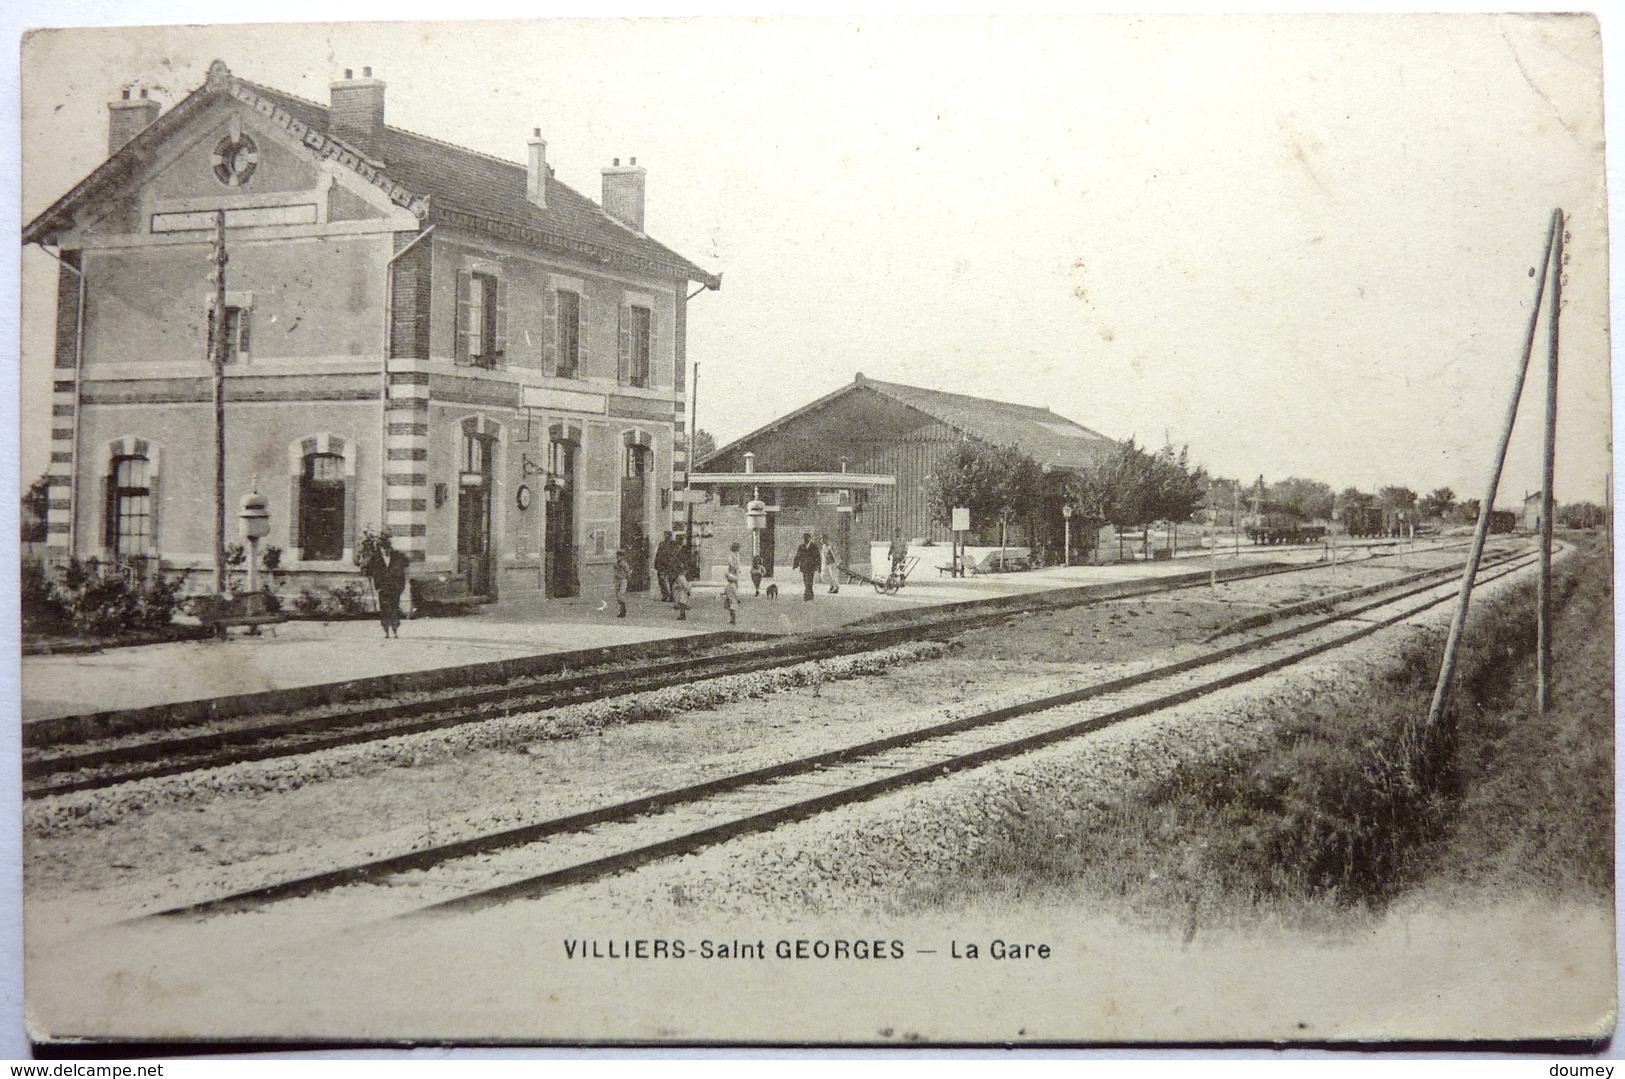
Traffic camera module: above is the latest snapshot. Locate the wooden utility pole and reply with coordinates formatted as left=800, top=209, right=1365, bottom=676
left=684, top=362, right=699, bottom=564
left=1232, top=484, right=1239, bottom=557
left=1208, top=484, right=1217, bottom=590
left=211, top=209, right=229, bottom=595
left=1537, top=213, right=1565, bottom=713
left=1426, top=209, right=1561, bottom=730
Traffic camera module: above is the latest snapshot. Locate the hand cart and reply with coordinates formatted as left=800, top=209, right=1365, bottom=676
left=839, top=556, right=919, bottom=595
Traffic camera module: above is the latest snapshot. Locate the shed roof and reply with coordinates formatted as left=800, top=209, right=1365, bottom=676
left=700, top=373, right=1117, bottom=473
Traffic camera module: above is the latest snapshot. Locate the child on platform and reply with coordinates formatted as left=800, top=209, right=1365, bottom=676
left=672, top=570, right=692, bottom=620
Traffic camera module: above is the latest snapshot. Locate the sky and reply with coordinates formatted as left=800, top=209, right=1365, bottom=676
left=12, top=10, right=1615, bottom=509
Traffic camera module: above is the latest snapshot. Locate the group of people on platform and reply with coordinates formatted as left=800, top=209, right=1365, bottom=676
left=636, top=530, right=846, bottom=626
left=364, top=525, right=868, bottom=635
left=791, top=533, right=842, bottom=601
left=613, top=531, right=694, bottom=620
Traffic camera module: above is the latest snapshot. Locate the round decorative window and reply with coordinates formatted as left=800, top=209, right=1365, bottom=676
left=212, top=132, right=259, bottom=187
left=516, top=484, right=533, bottom=511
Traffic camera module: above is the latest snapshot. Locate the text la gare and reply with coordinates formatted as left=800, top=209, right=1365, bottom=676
left=952, top=940, right=1051, bottom=959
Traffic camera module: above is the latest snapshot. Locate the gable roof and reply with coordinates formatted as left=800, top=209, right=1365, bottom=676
left=700, top=373, right=1117, bottom=473
left=23, top=61, right=720, bottom=289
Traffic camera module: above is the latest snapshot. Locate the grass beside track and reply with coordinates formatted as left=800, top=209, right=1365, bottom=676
left=903, top=536, right=1612, bottom=931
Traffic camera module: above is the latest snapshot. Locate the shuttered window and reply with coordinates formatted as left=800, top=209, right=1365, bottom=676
left=557, top=290, right=580, bottom=378
left=205, top=304, right=250, bottom=363
left=619, top=304, right=652, bottom=388
left=456, top=270, right=506, bottom=367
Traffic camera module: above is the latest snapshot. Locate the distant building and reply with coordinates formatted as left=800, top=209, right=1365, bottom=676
left=698, top=374, right=1116, bottom=559
left=1523, top=490, right=1545, bottom=532
left=24, top=61, right=718, bottom=602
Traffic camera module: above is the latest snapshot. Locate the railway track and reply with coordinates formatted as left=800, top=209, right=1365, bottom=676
left=147, top=543, right=1540, bottom=924
left=25, top=541, right=1475, bottom=800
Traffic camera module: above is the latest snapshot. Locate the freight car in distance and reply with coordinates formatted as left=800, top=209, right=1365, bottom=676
left=1243, top=503, right=1329, bottom=545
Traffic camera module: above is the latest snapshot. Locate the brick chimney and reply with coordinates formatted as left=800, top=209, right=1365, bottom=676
left=108, top=88, right=160, bottom=156
left=329, top=67, right=385, bottom=158
left=527, top=128, right=548, bottom=210
left=601, top=157, right=646, bottom=232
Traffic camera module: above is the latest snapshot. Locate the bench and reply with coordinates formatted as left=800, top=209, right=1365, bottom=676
left=409, top=574, right=481, bottom=613
left=193, top=592, right=289, bottom=637
left=969, top=548, right=1033, bottom=574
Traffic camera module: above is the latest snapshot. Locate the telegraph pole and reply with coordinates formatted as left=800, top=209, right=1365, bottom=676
left=684, top=362, right=699, bottom=565
left=1537, top=212, right=1565, bottom=713
left=211, top=209, right=229, bottom=594
left=1427, top=209, right=1560, bottom=730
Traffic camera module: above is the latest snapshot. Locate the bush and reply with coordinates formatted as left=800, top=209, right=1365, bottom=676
left=72, top=571, right=142, bottom=636
left=293, top=589, right=324, bottom=617
left=329, top=582, right=369, bottom=616
left=131, top=567, right=183, bottom=629
left=25, top=557, right=184, bottom=638
left=355, top=526, right=393, bottom=577
left=21, top=559, right=69, bottom=633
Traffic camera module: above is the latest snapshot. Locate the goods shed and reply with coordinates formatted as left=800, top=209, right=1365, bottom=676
left=697, top=374, right=1115, bottom=558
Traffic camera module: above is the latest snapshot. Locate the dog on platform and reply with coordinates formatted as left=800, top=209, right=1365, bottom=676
left=764, top=583, right=779, bottom=600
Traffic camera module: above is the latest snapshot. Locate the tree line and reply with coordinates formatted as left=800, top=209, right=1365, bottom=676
left=923, top=438, right=1608, bottom=555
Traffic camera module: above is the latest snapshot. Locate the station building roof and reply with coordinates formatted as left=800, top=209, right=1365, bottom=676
left=24, top=61, right=720, bottom=290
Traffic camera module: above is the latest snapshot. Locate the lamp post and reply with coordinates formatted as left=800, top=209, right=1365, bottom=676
left=238, top=490, right=270, bottom=595
left=1061, top=503, right=1074, bottom=567
left=746, top=498, right=767, bottom=560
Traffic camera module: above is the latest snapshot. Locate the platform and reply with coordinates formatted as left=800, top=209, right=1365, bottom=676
left=20, top=541, right=1365, bottom=726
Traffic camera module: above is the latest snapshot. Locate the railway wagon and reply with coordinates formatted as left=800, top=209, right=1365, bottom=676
left=1489, top=509, right=1519, bottom=534
left=1243, top=505, right=1329, bottom=545
left=1340, top=504, right=1386, bottom=538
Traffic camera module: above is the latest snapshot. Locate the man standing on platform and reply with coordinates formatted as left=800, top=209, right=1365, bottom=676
left=654, top=530, right=680, bottom=602
left=793, top=532, right=821, bottom=602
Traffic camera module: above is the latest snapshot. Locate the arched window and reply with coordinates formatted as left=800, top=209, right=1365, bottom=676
left=300, top=452, right=346, bottom=561
left=106, top=455, right=152, bottom=557
left=624, top=442, right=650, bottom=479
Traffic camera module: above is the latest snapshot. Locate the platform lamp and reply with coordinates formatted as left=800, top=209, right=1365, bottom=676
left=238, top=490, right=270, bottom=594
left=746, top=498, right=768, bottom=559
left=1061, top=502, right=1074, bottom=566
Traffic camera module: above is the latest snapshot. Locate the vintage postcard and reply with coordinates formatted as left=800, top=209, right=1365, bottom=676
left=14, top=13, right=1615, bottom=1048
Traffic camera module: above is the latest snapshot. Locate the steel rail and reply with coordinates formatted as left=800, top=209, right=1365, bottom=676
left=148, top=546, right=1539, bottom=921
left=423, top=549, right=1543, bottom=916
left=29, top=544, right=1446, bottom=798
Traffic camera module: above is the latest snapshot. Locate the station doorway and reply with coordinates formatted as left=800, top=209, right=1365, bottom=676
left=545, top=435, right=578, bottom=598
left=457, top=431, right=495, bottom=598
left=620, top=442, right=651, bottom=591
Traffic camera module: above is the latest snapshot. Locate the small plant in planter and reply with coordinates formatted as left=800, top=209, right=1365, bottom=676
left=223, top=543, right=248, bottom=593
left=293, top=589, right=324, bottom=618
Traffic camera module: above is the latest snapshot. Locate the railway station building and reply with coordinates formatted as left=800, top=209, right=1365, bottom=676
left=696, top=374, right=1117, bottom=561
left=24, top=60, right=719, bottom=604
